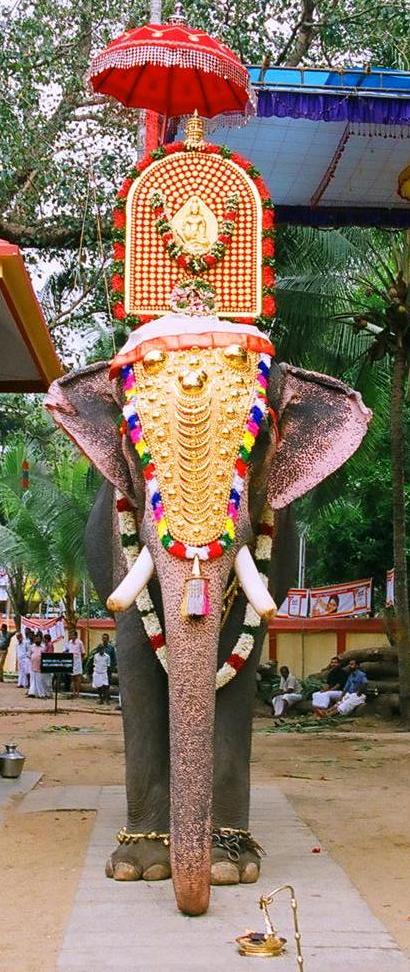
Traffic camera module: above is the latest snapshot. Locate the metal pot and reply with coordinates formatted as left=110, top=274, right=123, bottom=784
left=0, top=743, right=25, bottom=779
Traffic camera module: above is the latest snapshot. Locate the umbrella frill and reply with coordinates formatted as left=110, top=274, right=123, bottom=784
left=88, top=22, right=256, bottom=121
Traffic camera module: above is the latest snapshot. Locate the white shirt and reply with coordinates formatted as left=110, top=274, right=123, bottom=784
left=93, top=652, right=110, bottom=676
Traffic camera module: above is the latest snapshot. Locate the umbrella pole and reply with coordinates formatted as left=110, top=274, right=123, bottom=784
left=143, top=0, right=163, bottom=153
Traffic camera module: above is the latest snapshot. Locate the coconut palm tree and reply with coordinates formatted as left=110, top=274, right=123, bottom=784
left=0, top=441, right=100, bottom=626
left=274, top=225, right=410, bottom=719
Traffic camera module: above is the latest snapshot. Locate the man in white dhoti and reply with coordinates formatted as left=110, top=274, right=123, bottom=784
left=92, top=645, right=111, bottom=704
left=16, top=632, right=27, bottom=688
left=272, top=666, right=302, bottom=717
left=327, top=659, right=368, bottom=718
left=312, top=656, right=348, bottom=713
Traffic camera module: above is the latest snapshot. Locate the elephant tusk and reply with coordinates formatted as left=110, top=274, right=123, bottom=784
left=107, top=546, right=154, bottom=612
left=234, top=545, right=277, bottom=620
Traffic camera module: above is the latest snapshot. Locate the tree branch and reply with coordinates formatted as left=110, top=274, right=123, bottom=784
left=0, top=217, right=110, bottom=250
left=48, top=267, right=106, bottom=331
left=286, top=0, right=317, bottom=67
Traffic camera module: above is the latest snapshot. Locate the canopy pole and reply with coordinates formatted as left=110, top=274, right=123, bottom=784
left=144, top=0, right=162, bottom=153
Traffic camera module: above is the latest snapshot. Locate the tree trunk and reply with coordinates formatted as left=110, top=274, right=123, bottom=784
left=391, top=342, right=410, bottom=721
left=64, top=581, right=78, bottom=629
left=8, top=567, right=29, bottom=628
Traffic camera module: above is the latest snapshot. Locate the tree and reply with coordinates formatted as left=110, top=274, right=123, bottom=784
left=0, top=0, right=408, bottom=359
left=0, top=441, right=101, bottom=625
left=275, top=225, right=410, bottom=718
left=305, top=424, right=410, bottom=611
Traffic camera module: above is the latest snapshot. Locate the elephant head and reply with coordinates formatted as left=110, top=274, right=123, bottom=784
left=45, top=314, right=371, bottom=915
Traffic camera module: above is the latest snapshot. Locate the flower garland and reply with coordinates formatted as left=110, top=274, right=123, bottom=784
left=120, top=352, right=272, bottom=561
left=169, top=278, right=216, bottom=315
left=115, top=490, right=274, bottom=691
left=150, top=189, right=239, bottom=274
left=110, top=141, right=276, bottom=329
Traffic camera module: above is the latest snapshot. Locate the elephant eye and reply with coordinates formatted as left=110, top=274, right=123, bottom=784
left=142, top=349, right=168, bottom=374
left=223, top=344, right=249, bottom=371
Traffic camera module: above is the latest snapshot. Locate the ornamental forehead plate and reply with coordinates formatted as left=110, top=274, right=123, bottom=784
left=124, top=151, right=262, bottom=319
left=131, top=346, right=259, bottom=546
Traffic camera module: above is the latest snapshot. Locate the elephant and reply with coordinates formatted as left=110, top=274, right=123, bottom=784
left=45, top=314, right=371, bottom=916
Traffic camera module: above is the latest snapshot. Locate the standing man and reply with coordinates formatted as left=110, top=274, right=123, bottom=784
left=16, top=632, right=27, bottom=688
left=23, top=627, right=34, bottom=694
left=64, top=628, right=85, bottom=699
left=92, top=643, right=111, bottom=704
left=0, top=623, right=12, bottom=682
left=86, top=632, right=116, bottom=681
left=272, top=666, right=303, bottom=718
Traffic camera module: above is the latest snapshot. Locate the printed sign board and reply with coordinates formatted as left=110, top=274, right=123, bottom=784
left=41, top=652, right=74, bottom=674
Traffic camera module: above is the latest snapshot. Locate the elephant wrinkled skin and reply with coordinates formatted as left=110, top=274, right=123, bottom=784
left=46, top=345, right=371, bottom=915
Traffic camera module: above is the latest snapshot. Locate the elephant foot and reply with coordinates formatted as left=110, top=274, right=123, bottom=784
left=106, top=839, right=171, bottom=882
left=211, top=846, right=261, bottom=886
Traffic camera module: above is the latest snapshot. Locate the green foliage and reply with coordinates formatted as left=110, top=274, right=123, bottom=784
left=0, top=1, right=408, bottom=362
left=0, top=440, right=101, bottom=620
left=276, top=225, right=410, bottom=602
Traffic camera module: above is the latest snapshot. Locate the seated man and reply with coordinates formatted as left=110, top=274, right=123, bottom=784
left=272, top=666, right=302, bottom=718
left=312, top=655, right=348, bottom=713
left=328, top=659, right=368, bottom=717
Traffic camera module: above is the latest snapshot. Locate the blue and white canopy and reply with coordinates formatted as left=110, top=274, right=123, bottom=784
left=210, top=66, right=410, bottom=227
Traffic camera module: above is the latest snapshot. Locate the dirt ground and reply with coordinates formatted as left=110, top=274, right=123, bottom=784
left=1, top=682, right=410, bottom=970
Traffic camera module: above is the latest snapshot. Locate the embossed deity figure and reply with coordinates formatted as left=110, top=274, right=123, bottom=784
left=179, top=197, right=208, bottom=251
left=46, top=115, right=371, bottom=916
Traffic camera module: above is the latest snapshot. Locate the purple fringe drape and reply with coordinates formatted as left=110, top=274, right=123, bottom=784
left=257, top=90, right=410, bottom=125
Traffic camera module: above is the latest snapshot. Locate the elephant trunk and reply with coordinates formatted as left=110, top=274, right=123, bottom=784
left=164, top=569, right=223, bottom=916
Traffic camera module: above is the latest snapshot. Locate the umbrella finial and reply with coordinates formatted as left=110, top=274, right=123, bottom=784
left=169, top=1, right=187, bottom=24
left=184, top=110, right=205, bottom=150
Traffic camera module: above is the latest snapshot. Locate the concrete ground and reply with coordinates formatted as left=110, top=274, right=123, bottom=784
left=14, top=779, right=408, bottom=972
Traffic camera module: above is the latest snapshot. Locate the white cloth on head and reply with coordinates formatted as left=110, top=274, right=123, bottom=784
left=312, top=689, right=343, bottom=709
left=273, top=692, right=303, bottom=716
left=336, top=692, right=366, bottom=716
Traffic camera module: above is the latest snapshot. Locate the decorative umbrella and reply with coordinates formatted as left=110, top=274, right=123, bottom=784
left=88, top=5, right=256, bottom=125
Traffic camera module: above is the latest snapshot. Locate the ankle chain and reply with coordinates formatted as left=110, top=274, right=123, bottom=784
left=116, top=827, right=170, bottom=847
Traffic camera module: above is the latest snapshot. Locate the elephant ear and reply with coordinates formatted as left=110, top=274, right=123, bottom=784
left=267, top=364, right=372, bottom=510
left=45, top=363, right=134, bottom=504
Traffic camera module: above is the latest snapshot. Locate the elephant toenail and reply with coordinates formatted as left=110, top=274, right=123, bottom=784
left=113, top=861, right=142, bottom=881
left=240, top=861, right=260, bottom=884
left=105, top=857, right=114, bottom=878
left=210, top=861, right=240, bottom=885
left=142, top=863, right=171, bottom=881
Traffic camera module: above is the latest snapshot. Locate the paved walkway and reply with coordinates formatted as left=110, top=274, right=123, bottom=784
left=0, top=770, right=41, bottom=820
left=51, top=783, right=410, bottom=972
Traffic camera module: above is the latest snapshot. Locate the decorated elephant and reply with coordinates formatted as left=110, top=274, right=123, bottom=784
left=45, top=311, right=371, bottom=916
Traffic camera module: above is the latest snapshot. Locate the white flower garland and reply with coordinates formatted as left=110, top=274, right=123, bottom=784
left=115, top=490, right=274, bottom=690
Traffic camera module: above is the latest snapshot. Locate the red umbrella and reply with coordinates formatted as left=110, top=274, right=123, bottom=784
left=88, top=15, right=255, bottom=124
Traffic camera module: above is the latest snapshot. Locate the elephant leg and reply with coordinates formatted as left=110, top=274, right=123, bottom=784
left=211, top=624, right=264, bottom=886
left=86, top=486, right=171, bottom=882
left=105, top=608, right=172, bottom=881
